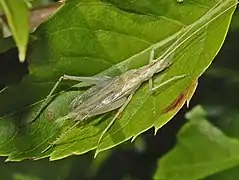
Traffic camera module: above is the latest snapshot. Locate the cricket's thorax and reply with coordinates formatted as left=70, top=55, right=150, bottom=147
left=111, top=69, right=142, bottom=98
left=138, top=59, right=170, bottom=79
left=126, top=58, right=171, bottom=83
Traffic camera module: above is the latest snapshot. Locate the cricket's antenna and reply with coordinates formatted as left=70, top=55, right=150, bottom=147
left=158, top=0, right=238, bottom=62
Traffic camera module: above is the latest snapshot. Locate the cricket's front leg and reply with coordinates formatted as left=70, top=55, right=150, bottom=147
left=148, top=48, right=156, bottom=92
left=147, top=47, right=172, bottom=93
left=147, top=47, right=175, bottom=94
left=150, top=74, right=189, bottom=93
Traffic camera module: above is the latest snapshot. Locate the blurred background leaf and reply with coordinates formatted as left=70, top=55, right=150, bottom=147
left=0, top=0, right=29, bottom=61
left=154, top=106, right=239, bottom=180
left=0, top=0, right=62, bottom=61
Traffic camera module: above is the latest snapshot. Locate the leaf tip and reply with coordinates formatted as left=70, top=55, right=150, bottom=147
left=154, top=126, right=159, bottom=136
left=94, top=150, right=99, bottom=158
left=4, top=157, right=11, bottom=162
left=186, top=80, right=198, bottom=108
left=131, top=135, right=137, bottom=142
left=18, top=46, right=27, bottom=62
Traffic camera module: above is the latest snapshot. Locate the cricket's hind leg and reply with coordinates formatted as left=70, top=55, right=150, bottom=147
left=62, top=75, right=111, bottom=84
left=28, top=75, right=112, bottom=125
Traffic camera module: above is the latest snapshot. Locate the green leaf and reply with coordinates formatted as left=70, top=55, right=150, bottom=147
left=0, top=0, right=237, bottom=161
left=205, top=165, right=239, bottom=180
left=154, top=106, right=239, bottom=180
left=0, top=0, right=29, bottom=61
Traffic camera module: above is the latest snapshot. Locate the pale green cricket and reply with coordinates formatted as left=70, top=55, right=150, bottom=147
left=36, top=0, right=237, bottom=151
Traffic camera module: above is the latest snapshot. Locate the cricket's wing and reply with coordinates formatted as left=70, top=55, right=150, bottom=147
left=70, top=69, right=138, bottom=120
left=87, top=96, right=127, bottom=118
left=69, top=77, right=116, bottom=109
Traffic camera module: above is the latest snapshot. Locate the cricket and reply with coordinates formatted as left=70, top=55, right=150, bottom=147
left=34, top=0, right=237, bottom=151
